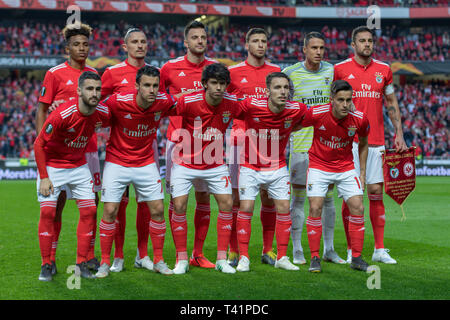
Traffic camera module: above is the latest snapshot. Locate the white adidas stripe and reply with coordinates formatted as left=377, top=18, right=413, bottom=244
left=334, top=58, right=352, bottom=67
left=228, top=61, right=246, bottom=70
left=349, top=111, right=363, bottom=119
left=49, top=63, right=67, bottom=73
left=108, top=62, right=126, bottom=70
left=169, top=56, right=185, bottom=63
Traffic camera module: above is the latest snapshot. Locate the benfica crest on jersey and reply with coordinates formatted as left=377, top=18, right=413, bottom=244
left=375, top=72, right=383, bottom=84
left=284, top=118, right=292, bottom=128
left=324, top=77, right=330, bottom=85
left=348, top=127, right=357, bottom=137
left=222, top=111, right=231, bottom=123
left=154, top=112, right=161, bottom=121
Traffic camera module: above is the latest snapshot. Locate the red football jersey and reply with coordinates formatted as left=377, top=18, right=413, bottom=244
left=241, top=98, right=307, bottom=171
left=101, top=59, right=152, bottom=98
left=174, top=91, right=243, bottom=170
left=228, top=60, right=281, bottom=145
left=159, top=55, right=217, bottom=142
left=39, top=61, right=99, bottom=152
left=334, top=57, right=393, bottom=146
left=100, top=90, right=176, bottom=167
left=34, top=100, right=110, bottom=179
left=303, top=104, right=370, bottom=173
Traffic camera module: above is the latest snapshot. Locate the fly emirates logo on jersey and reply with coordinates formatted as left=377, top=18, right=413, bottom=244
left=180, top=81, right=204, bottom=93
left=248, top=128, right=285, bottom=141
left=353, top=84, right=381, bottom=99
left=123, top=124, right=157, bottom=138
left=64, top=135, right=89, bottom=149
left=319, top=135, right=351, bottom=149
left=301, top=89, right=330, bottom=106
left=193, top=126, right=224, bottom=141
left=243, top=87, right=268, bottom=99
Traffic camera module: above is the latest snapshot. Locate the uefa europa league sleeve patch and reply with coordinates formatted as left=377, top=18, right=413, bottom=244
left=41, top=87, right=46, bottom=97
left=45, top=123, right=53, bottom=134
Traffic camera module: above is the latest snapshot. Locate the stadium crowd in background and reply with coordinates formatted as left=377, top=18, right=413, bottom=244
left=0, top=22, right=448, bottom=61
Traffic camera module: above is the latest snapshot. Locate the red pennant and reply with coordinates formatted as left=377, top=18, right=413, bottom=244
left=382, top=147, right=416, bottom=220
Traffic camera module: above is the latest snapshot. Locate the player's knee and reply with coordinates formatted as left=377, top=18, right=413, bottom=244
left=275, top=201, right=290, bottom=214
left=173, top=198, right=187, bottom=214
left=367, top=183, right=383, bottom=195
left=218, top=197, right=233, bottom=212
left=308, top=203, right=323, bottom=218
left=103, top=203, right=119, bottom=222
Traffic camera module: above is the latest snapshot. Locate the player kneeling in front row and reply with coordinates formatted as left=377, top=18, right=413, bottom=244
left=95, top=66, right=177, bottom=278
left=236, top=72, right=308, bottom=272
left=304, top=80, right=370, bottom=273
left=35, top=71, right=109, bottom=281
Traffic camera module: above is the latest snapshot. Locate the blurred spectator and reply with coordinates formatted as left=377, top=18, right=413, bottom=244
left=0, top=21, right=448, bottom=62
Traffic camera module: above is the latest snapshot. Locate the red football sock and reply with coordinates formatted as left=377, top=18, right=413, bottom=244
left=99, top=219, right=116, bottom=266
left=149, top=219, right=166, bottom=264
left=76, top=200, right=97, bottom=264
left=114, top=196, right=128, bottom=259
left=171, top=212, right=188, bottom=261
left=217, top=211, right=233, bottom=261
left=50, top=220, right=61, bottom=262
left=341, top=201, right=351, bottom=250
left=193, top=202, right=211, bottom=257
left=38, top=201, right=57, bottom=266
left=236, top=211, right=253, bottom=259
left=260, top=205, right=276, bottom=254
left=306, top=216, right=322, bottom=259
left=168, top=200, right=174, bottom=229
left=349, top=215, right=365, bottom=258
left=136, top=201, right=150, bottom=259
left=369, top=194, right=385, bottom=249
left=275, top=212, right=291, bottom=260
left=86, top=209, right=97, bottom=261
left=229, top=206, right=239, bottom=254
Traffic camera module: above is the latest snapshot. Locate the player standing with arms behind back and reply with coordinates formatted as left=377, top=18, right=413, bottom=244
left=160, top=20, right=217, bottom=269
left=334, top=26, right=407, bottom=264
left=36, top=23, right=100, bottom=274
left=227, top=28, right=281, bottom=267
left=283, top=32, right=345, bottom=265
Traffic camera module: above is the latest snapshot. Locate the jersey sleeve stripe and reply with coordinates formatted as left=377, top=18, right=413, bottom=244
left=349, top=111, right=363, bottom=119
left=49, top=63, right=67, bottom=73
left=333, top=58, right=352, bottom=67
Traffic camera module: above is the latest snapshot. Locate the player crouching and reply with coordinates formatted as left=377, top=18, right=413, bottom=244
left=303, top=80, right=370, bottom=273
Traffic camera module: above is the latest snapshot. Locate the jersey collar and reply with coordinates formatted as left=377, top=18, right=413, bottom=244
left=184, top=55, right=208, bottom=68
left=351, top=56, right=373, bottom=70
left=245, top=59, right=266, bottom=69
left=301, top=61, right=322, bottom=73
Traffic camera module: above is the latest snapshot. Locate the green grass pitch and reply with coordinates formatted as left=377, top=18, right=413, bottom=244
left=0, top=177, right=449, bottom=300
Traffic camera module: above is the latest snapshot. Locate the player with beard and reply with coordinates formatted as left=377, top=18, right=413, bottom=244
left=334, top=26, right=407, bottom=264
left=160, top=21, right=217, bottom=269
left=36, top=23, right=100, bottom=275
left=35, top=71, right=109, bottom=281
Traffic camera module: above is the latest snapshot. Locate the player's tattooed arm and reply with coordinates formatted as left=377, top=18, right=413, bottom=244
left=385, top=93, right=408, bottom=153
